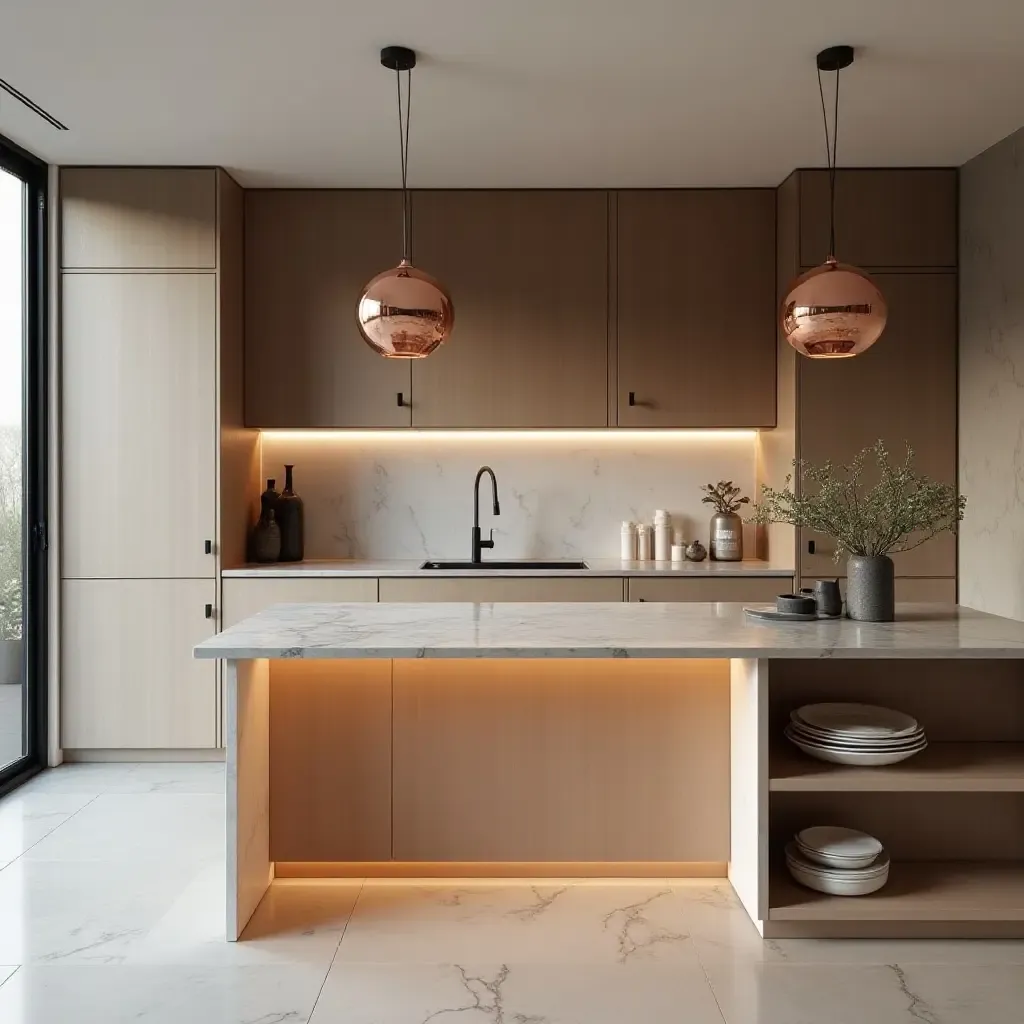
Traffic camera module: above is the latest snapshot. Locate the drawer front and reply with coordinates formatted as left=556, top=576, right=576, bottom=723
left=627, top=577, right=793, bottom=603
left=222, top=577, right=378, bottom=628
left=379, top=577, right=625, bottom=603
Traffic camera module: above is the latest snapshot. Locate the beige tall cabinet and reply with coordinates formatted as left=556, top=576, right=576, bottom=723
left=60, top=168, right=255, bottom=754
left=770, top=168, right=958, bottom=590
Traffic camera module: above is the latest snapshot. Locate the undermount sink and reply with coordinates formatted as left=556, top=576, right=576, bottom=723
left=420, top=559, right=590, bottom=571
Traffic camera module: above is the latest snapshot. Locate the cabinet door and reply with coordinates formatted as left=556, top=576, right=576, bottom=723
left=616, top=190, right=776, bottom=427
left=244, top=191, right=411, bottom=427
left=379, top=577, right=624, bottom=602
left=222, top=577, right=378, bottom=628
left=62, top=579, right=218, bottom=749
left=62, top=273, right=217, bottom=578
left=798, top=273, right=957, bottom=579
left=61, top=168, right=216, bottom=269
left=627, top=577, right=792, bottom=603
left=799, top=169, right=957, bottom=270
left=409, top=191, right=609, bottom=427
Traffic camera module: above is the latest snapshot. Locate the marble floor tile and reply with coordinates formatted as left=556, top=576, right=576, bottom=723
left=0, top=792, right=96, bottom=869
left=0, top=858, right=204, bottom=964
left=0, top=964, right=329, bottom=1024
left=128, top=869, right=363, bottom=967
left=335, top=880, right=703, bottom=966
left=310, top=961, right=726, bottom=1024
left=21, top=793, right=221, bottom=866
left=19, top=761, right=224, bottom=795
left=706, top=962, right=1024, bottom=1024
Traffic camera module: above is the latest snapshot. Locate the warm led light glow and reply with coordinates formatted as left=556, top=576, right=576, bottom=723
left=258, top=430, right=759, bottom=444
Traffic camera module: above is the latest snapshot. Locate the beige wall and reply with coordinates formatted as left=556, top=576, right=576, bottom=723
left=960, top=126, right=1024, bottom=619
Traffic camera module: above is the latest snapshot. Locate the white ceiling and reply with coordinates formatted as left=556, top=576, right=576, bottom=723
left=3, top=0, right=1024, bottom=187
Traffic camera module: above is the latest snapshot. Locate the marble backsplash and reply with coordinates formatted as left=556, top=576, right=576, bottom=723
left=259, top=432, right=757, bottom=560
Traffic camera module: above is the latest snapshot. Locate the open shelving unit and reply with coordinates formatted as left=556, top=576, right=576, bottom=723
left=736, top=657, right=1024, bottom=938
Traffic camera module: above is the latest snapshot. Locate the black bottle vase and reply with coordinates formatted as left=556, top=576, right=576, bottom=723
left=277, top=464, right=305, bottom=562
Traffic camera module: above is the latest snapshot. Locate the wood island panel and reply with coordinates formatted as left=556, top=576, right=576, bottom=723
left=391, top=659, right=730, bottom=864
left=269, top=660, right=392, bottom=862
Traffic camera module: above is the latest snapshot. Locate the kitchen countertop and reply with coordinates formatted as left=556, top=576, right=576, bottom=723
left=194, top=602, right=1024, bottom=661
left=221, top=558, right=795, bottom=578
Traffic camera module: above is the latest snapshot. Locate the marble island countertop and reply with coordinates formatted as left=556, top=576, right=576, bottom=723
left=194, top=602, right=1024, bottom=661
left=221, top=557, right=795, bottom=578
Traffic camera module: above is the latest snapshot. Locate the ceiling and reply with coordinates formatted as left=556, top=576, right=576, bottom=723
left=3, top=0, right=1024, bottom=187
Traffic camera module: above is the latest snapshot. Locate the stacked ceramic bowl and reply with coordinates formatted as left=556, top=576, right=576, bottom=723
left=785, top=702, right=927, bottom=766
left=785, top=826, right=890, bottom=896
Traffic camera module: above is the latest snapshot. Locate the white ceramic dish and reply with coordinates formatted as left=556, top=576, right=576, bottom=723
left=787, top=722, right=926, bottom=749
left=793, top=703, right=919, bottom=739
left=795, top=826, right=884, bottom=870
left=785, top=842, right=890, bottom=895
left=785, top=725, right=927, bottom=766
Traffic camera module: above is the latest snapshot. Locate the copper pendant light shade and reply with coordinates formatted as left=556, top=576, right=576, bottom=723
left=780, top=46, right=888, bottom=359
left=781, top=258, right=888, bottom=358
left=356, top=46, right=454, bottom=359
left=357, top=259, right=454, bottom=359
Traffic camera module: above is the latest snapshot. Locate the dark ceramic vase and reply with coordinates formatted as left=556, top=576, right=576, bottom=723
left=846, top=555, right=895, bottom=622
left=253, top=509, right=281, bottom=563
left=260, top=479, right=280, bottom=521
left=277, top=464, right=305, bottom=562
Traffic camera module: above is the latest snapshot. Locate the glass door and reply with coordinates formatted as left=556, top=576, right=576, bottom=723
left=0, top=135, right=47, bottom=793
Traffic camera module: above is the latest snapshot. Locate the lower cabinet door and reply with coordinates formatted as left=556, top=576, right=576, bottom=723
left=62, top=578, right=218, bottom=749
left=222, top=577, right=378, bottom=628
left=627, top=577, right=793, bottom=603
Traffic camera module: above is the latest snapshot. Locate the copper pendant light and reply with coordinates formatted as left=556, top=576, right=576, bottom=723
left=780, top=46, right=887, bottom=359
left=356, top=46, right=454, bottom=359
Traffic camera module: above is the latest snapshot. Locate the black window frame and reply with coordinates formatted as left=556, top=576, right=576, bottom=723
left=0, top=132, right=48, bottom=796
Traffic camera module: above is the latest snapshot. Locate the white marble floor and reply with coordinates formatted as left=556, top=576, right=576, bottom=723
left=0, top=763, right=1023, bottom=1023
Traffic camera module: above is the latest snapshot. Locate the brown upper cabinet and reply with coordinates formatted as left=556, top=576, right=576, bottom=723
left=244, top=190, right=412, bottom=428
left=615, top=190, right=776, bottom=427
left=61, top=168, right=217, bottom=269
left=409, top=190, right=609, bottom=427
left=798, top=169, right=957, bottom=270
left=798, top=272, right=957, bottom=578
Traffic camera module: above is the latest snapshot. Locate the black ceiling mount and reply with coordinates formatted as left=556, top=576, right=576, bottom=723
left=816, top=45, right=854, bottom=73
left=381, top=46, right=417, bottom=72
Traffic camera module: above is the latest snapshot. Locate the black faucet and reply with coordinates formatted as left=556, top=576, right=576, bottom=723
left=471, top=465, right=500, bottom=563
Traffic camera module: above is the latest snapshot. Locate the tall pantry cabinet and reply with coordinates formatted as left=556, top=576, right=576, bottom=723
left=60, top=168, right=257, bottom=753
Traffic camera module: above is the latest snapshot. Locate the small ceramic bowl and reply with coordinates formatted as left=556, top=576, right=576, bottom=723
left=776, top=593, right=817, bottom=615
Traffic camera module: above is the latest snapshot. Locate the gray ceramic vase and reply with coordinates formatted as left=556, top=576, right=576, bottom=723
left=846, top=554, right=895, bottom=622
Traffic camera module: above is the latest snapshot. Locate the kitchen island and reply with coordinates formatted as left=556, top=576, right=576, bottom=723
left=195, top=601, right=1024, bottom=940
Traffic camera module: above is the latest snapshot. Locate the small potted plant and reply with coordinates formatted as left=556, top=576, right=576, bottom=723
left=701, top=481, right=750, bottom=561
left=748, top=441, right=966, bottom=621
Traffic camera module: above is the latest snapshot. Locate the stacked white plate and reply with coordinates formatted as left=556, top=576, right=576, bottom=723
left=785, top=702, right=927, bottom=766
left=786, top=826, right=890, bottom=896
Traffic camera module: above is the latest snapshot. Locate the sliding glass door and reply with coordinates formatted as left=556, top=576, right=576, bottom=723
left=0, top=135, right=47, bottom=792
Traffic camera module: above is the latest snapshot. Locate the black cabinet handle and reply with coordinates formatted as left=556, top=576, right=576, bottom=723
left=204, top=604, right=213, bottom=620
left=628, top=391, right=636, bottom=406
left=204, top=539, right=212, bottom=555
left=808, top=540, right=816, bottom=555
left=397, top=392, right=406, bottom=407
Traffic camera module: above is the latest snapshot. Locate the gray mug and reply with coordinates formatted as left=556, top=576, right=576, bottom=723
left=813, top=579, right=843, bottom=617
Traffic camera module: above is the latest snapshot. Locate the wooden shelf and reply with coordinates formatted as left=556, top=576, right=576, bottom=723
left=770, top=742, right=1024, bottom=793
left=770, top=862, right=1024, bottom=921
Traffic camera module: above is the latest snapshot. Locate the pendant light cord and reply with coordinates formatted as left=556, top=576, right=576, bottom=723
left=395, top=67, right=412, bottom=262
left=817, top=65, right=840, bottom=258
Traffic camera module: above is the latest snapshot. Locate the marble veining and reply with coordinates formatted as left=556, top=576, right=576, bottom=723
left=194, top=602, right=1024, bottom=661
left=3, top=765, right=1024, bottom=1023
left=260, top=432, right=757, bottom=561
